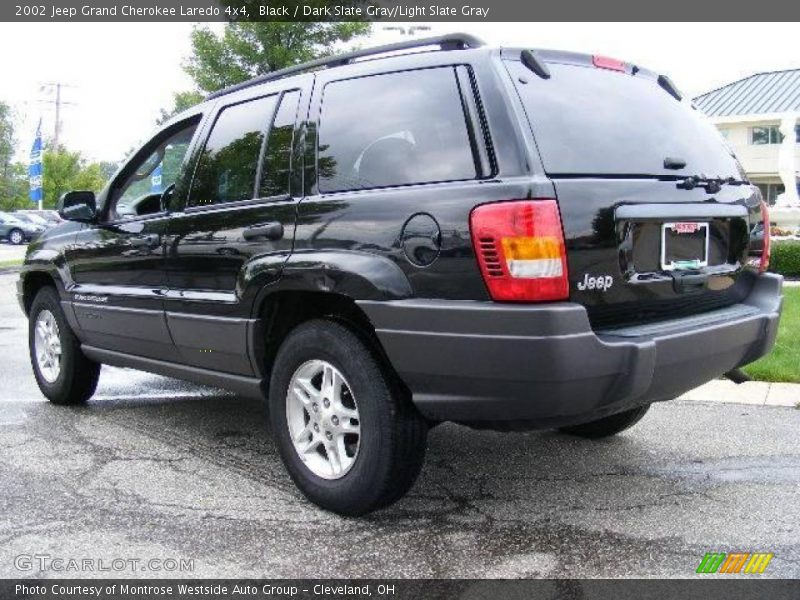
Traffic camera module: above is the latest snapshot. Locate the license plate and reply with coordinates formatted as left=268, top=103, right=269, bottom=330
left=660, top=222, right=709, bottom=271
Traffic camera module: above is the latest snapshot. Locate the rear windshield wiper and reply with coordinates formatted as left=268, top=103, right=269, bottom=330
left=520, top=49, right=551, bottom=80
left=677, top=175, right=748, bottom=193
left=657, top=74, right=683, bottom=101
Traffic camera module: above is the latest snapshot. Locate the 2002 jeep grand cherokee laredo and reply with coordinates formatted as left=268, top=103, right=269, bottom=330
left=18, top=34, right=782, bottom=515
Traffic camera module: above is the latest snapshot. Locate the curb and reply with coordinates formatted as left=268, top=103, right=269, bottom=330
left=680, top=379, right=799, bottom=408
left=0, top=266, right=22, bottom=274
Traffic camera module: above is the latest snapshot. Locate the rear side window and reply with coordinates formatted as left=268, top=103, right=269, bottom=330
left=190, top=95, right=278, bottom=206
left=318, top=67, right=478, bottom=193
left=505, top=60, right=741, bottom=178
left=259, top=90, right=300, bottom=198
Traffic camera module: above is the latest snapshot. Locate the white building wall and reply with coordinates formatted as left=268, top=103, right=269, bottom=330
left=715, top=119, right=799, bottom=182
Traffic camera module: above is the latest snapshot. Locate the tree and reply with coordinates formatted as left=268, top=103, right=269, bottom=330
left=156, top=90, right=205, bottom=125
left=185, top=22, right=371, bottom=93
left=42, top=147, right=107, bottom=208
left=0, top=163, right=31, bottom=211
left=158, top=22, right=371, bottom=121
left=97, top=159, right=123, bottom=182
left=0, top=101, right=17, bottom=203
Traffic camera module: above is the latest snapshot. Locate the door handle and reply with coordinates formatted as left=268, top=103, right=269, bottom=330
left=130, top=233, right=161, bottom=248
left=243, top=222, right=284, bottom=241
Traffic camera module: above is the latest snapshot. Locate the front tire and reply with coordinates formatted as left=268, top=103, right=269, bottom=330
left=29, top=286, right=100, bottom=405
left=268, top=319, right=427, bottom=516
left=558, top=405, right=650, bottom=438
left=8, top=228, right=25, bottom=245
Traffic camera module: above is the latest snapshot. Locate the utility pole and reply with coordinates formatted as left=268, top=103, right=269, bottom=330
left=54, top=83, right=61, bottom=151
left=39, top=82, right=76, bottom=152
left=37, top=82, right=75, bottom=209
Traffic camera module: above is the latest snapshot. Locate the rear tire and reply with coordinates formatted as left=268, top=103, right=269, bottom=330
left=558, top=405, right=650, bottom=438
left=268, top=319, right=427, bottom=516
left=28, top=286, right=100, bottom=405
left=8, top=228, right=24, bottom=245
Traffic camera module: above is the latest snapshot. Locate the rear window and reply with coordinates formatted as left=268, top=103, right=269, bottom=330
left=318, top=67, right=478, bottom=193
left=506, top=60, right=740, bottom=178
left=259, top=90, right=300, bottom=198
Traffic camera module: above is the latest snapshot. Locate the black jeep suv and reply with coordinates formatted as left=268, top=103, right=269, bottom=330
left=18, top=34, right=782, bottom=515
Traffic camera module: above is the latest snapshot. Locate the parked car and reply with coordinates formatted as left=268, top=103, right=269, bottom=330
left=0, top=211, right=45, bottom=244
left=12, top=211, right=50, bottom=229
left=15, top=209, right=63, bottom=226
left=17, top=34, right=782, bottom=515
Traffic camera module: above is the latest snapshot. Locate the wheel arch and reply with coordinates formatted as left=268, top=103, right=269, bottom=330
left=20, top=270, right=62, bottom=316
left=252, top=288, right=406, bottom=396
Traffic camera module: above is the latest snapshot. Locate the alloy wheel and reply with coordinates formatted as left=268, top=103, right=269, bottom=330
left=285, top=359, right=361, bottom=480
left=34, top=309, right=62, bottom=383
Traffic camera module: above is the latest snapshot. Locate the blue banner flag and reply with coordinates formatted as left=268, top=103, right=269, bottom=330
left=28, top=119, right=43, bottom=204
left=150, top=163, right=163, bottom=194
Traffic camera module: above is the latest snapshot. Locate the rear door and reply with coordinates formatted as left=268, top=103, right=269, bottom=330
left=163, top=86, right=306, bottom=375
left=503, top=52, right=764, bottom=328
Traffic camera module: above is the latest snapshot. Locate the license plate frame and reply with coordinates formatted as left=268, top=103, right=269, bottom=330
left=660, top=221, right=709, bottom=271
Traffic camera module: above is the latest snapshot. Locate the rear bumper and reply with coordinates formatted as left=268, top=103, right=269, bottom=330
left=358, top=273, right=783, bottom=427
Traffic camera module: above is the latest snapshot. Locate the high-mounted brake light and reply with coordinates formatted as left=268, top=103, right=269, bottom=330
left=760, top=199, right=771, bottom=273
left=592, top=55, right=626, bottom=72
left=470, top=200, right=569, bottom=302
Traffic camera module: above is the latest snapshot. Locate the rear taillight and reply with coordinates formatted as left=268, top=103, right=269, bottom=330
left=470, top=200, right=569, bottom=302
left=760, top=199, right=771, bottom=273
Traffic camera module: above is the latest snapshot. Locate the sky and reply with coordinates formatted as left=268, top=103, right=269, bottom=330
left=1, top=22, right=798, bottom=164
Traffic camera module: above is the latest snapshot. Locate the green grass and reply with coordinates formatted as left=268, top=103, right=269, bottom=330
left=0, top=258, right=22, bottom=269
left=744, top=287, right=800, bottom=383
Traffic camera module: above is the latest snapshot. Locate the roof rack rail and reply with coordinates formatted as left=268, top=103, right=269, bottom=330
left=205, top=33, right=486, bottom=100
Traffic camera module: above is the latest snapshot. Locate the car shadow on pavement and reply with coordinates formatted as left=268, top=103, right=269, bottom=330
left=68, top=390, right=696, bottom=522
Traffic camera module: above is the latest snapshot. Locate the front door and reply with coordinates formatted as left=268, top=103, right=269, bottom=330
left=164, top=87, right=306, bottom=375
left=65, top=118, right=201, bottom=361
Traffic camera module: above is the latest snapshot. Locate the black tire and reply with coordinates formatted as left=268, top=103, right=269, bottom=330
left=8, top=228, right=25, bottom=245
left=28, top=286, right=100, bottom=405
left=558, top=405, right=650, bottom=439
left=268, top=319, right=427, bottom=516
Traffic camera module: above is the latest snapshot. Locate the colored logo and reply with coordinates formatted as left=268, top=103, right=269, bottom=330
left=696, top=552, right=773, bottom=574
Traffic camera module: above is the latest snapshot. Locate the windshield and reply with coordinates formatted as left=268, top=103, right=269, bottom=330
left=506, top=60, right=741, bottom=178
left=0, top=214, right=23, bottom=225
left=15, top=213, right=44, bottom=225
left=26, top=214, right=48, bottom=225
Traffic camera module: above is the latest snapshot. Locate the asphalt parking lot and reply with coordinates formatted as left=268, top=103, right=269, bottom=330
left=1, top=271, right=798, bottom=579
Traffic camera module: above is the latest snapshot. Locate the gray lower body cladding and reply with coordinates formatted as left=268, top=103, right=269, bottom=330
left=358, top=273, right=783, bottom=427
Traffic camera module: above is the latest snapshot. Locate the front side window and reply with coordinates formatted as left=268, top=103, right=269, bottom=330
left=111, top=121, right=198, bottom=221
left=317, top=68, right=478, bottom=193
left=190, top=95, right=279, bottom=207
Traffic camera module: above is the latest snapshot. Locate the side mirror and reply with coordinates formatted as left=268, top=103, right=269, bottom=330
left=58, top=191, right=97, bottom=223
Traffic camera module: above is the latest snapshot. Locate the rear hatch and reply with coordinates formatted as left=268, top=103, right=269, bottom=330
left=503, top=50, right=765, bottom=328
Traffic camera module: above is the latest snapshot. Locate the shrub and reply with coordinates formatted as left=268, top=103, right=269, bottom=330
left=769, top=241, right=800, bottom=277
left=771, top=226, right=797, bottom=237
